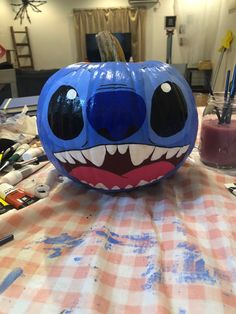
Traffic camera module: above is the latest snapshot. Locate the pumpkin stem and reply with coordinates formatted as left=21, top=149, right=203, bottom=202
left=96, top=31, right=126, bottom=62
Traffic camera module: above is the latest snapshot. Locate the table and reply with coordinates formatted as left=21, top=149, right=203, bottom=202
left=186, top=67, right=212, bottom=93
left=0, top=109, right=236, bottom=314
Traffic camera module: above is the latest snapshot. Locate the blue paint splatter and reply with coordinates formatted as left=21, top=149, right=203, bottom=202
left=178, top=308, right=187, bottom=314
left=74, top=257, right=82, bottom=263
left=95, top=228, right=157, bottom=253
left=143, top=271, right=162, bottom=290
left=173, top=219, right=186, bottom=235
left=46, top=247, right=62, bottom=259
left=39, top=233, right=84, bottom=259
left=0, top=268, right=23, bottom=294
left=60, top=309, right=73, bottom=314
left=95, top=230, right=122, bottom=251
left=196, top=258, right=205, bottom=272
left=176, top=242, right=216, bottom=285
left=142, top=258, right=162, bottom=290
left=42, top=233, right=76, bottom=245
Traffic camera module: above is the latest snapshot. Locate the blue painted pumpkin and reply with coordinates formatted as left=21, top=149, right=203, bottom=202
left=37, top=61, right=198, bottom=191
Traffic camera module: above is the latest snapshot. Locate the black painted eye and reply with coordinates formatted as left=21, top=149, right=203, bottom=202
left=48, top=85, right=84, bottom=140
left=150, top=81, right=188, bottom=137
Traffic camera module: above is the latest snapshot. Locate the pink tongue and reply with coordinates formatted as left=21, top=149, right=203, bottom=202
left=70, top=161, right=175, bottom=189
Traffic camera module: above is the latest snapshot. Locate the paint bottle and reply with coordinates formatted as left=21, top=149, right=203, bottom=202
left=0, top=183, right=38, bottom=210
left=0, top=163, right=46, bottom=186
left=0, top=197, right=14, bottom=214
left=22, top=147, right=44, bottom=161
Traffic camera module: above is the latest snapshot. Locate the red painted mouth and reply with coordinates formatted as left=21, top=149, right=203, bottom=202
left=54, top=144, right=189, bottom=190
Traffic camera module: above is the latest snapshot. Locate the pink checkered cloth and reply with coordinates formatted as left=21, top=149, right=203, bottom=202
left=0, top=109, right=236, bottom=314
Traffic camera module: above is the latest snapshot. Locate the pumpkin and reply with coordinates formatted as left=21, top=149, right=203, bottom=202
left=37, top=61, right=198, bottom=191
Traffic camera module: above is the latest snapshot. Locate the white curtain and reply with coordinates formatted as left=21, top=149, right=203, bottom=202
left=174, top=0, right=223, bottom=65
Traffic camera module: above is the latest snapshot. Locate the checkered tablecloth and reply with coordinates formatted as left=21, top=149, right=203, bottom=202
left=0, top=111, right=236, bottom=313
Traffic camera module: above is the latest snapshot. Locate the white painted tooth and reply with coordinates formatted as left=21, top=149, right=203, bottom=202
left=118, top=144, right=128, bottom=154
left=129, top=144, right=155, bottom=166
left=138, top=180, right=148, bottom=186
left=125, top=185, right=133, bottom=189
left=69, top=150, right=87, bottom=164
left=65, top=151, right=76, bottom=164
left=54, top=152, right=67, bottom=163
left=106, top=145, right=117, bottom=155
left=151, top=147, right=167, bottom=161
left=111, top=186, right=120, bottom=190
left=82, top=145, right=106, bottom=167
left=176, top=145, right=189, bottom=158
left=95, top=183, right=108, bottom=189
left=166, top=147, right=180, bottom=159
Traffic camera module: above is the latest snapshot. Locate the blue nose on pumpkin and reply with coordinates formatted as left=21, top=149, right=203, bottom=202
left=87, top=90, right=146, bottom=141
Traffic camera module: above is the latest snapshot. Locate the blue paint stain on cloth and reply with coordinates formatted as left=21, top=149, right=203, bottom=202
left=39, top=233, right=84, bottom=259
left=142, top=257, right=162, bottom=290
left=176, top=242, right=216, bottom=285
left=0, top=268, right=23, bottom=294
left=95, top=228, right=157, bottom=253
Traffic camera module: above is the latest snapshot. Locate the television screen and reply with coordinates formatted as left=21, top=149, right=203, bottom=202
left=86, top=32, right=132, bottom=62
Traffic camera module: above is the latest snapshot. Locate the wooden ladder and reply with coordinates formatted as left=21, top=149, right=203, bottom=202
left=10, top=26, right=34, bottom=69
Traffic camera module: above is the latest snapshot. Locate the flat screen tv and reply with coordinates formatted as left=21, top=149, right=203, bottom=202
left=86, top=32, right=132, bottom=62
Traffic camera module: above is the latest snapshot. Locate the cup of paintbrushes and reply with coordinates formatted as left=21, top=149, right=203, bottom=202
left=199, top=92, right=236, bottom=169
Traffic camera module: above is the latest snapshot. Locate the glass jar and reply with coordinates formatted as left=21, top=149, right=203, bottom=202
left=199, top=93, right=236, bottom=169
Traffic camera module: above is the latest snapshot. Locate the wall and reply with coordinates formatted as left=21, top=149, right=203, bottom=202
left=0, top=0, right=14, bottom=50
left=0, top=0, right=235, bottom=91
left=145, top=0, right=183, bottom=63
left=0, top=0, right=175, bottom=69
left=211, top=1, right=236, bottom=91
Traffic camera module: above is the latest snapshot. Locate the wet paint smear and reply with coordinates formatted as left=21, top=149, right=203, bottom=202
left=39, top=233, right=84, bottom=259
left=0, top=267, right=23, bottom=294
left=95, top=228, right=157, bottom=253
left=176, top=242, right=216, bottom=285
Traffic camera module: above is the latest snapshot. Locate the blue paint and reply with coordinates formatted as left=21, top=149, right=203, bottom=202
left=66, top=239, right=84, bottom=248
left=177, top=242, right=197, bottom=252
left=39, top=233, right=84, bottom=259
left=172, top=219, right=186, bottom=235
left=176, top=242, right=216, bottom=285
left=178, top=308, right=187, bottom=314
left=142, top=259, right=162, bottom=290
left=95, top=231, right=106, bottom=237
left=74, top=257, right=81, bottom=263
left=196, top=259, right=205, bottom=272
left=178, top=269, right=216, bottom=285
left=95, top=231, right=122, bottom=246
left=0, top=268, right=23, bottom=294
left=46, top=247, right=62, bottom=259
left=142, top=262, right=155, bottom=277
left=142, top=270, right=162, bottom=290
left=110, top=231, right=120, bottom=237
left=42, top=233, right=75, bottom=245
left=95, top=228, right=157, bottom=253
left=123, top=233, right=154, bottom=242
left=125, top=234, right=157, bottom=254
left=60, top=309, right=73, bottom=314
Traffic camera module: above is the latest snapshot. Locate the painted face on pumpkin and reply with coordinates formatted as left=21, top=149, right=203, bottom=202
left=37, top=61, right=198, bottom=191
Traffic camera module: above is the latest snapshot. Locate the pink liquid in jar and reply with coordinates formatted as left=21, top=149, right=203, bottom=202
left=200, top=118, right=236, bottom=168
